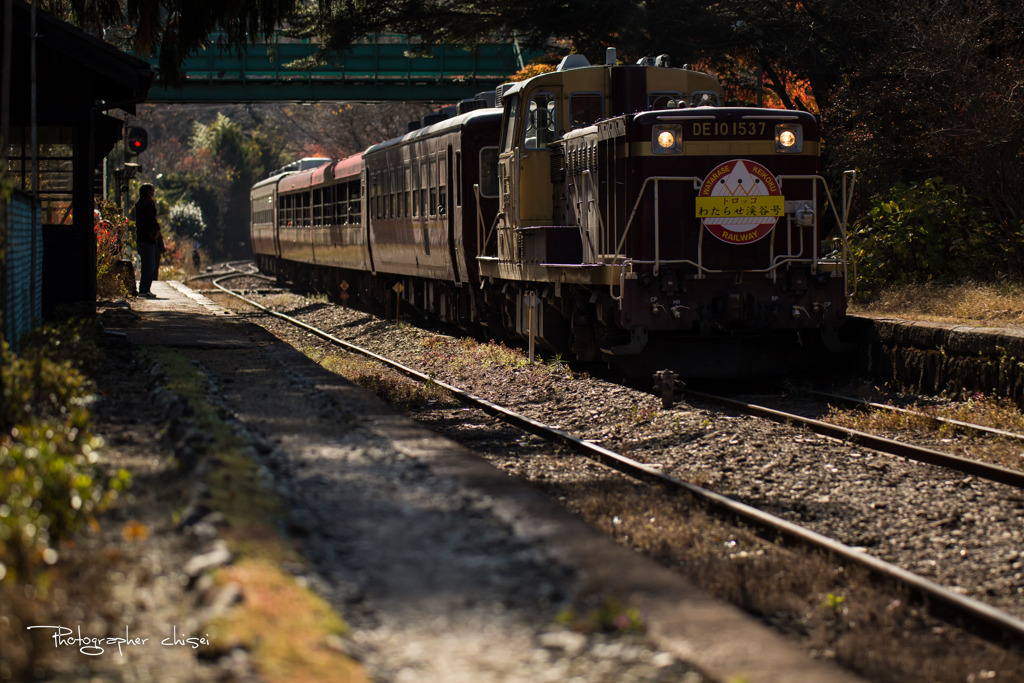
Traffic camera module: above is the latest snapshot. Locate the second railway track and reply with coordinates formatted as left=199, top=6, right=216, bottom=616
left=199, top=267, right=1024, bottom=679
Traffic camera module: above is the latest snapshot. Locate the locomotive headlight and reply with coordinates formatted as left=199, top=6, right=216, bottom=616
left=775, top=124, right=803, bottom=153
left=652, top=124, right=682, bottom=154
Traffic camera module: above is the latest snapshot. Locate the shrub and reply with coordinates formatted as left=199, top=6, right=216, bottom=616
left=94, top=198, right=133, bottom=299
left=0, top=324, right=130, bottom=581
left=168, top=200, right=206, bottom=238
left=849, top=178, right=1006, bottom=299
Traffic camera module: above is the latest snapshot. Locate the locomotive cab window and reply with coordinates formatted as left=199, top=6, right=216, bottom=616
left=569, top=93, right=603, bottom=130
left=525, top=92, right=557, bottom=149
left=649, top=91, right=682, bottom=110
left=501, top=95, right=519, bottom=152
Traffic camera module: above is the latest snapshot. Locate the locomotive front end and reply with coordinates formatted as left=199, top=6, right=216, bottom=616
left=481, top=52, right=853, bottom=378
left=619, top=106, right=847, bottom=337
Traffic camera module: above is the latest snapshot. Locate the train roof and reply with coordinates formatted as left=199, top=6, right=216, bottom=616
left=279, top=165, right=323, bottom=192
left=330, top=153, right=363, bottom=180
left=276, top=152, right=364, bottom=192
left=499, top=54, right=722, bottom=103
left=365, top=107, right=503, bottom=156
left=252, top=170, right=295, bottom=191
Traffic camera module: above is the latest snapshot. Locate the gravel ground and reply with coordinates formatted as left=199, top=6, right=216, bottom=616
left=79, top=282, right=747, bottom=683
left=199, top=279, right=1024, bottom=681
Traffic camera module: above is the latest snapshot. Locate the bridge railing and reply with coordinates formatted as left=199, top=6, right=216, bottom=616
left=144, top=34, right=541, bottom=101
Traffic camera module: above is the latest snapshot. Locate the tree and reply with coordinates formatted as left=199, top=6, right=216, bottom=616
left=264, top=102, right=436, bottom=158
left=37, top=0, right=300, bottom=83
left=828, top=0, right=1024, bottom=280
left=186, top=113, right=279, bottom=257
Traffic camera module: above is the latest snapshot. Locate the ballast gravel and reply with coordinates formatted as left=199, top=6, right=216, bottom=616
left=198, top=332, right=706, bottom=683
left=200, top=281, right=1024, bottom=681
left=222, top=288, right=1024, bottom=622
left=99, top=281, right=728, bottom=682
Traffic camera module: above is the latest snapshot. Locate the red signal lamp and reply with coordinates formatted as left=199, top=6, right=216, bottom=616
left=125, top=126, right=148, bottom=155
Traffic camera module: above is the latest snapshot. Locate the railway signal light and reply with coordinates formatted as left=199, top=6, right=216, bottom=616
left=125, top=126, right=148, bottom=155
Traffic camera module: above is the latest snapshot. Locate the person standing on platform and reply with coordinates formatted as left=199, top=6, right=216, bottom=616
left=134, top=183, right=162, bottom=299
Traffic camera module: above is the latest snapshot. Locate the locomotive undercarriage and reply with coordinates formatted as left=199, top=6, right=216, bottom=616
left=263, top=256, right=842, bottom=378
left=477, top=266, right=845, bottom=377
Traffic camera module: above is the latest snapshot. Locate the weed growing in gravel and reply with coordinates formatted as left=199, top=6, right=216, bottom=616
left=942, top=393, right=1024, bottom=433
left=628, top=401, right=660, bottom=426
left=827, top=393, right=1024, bottom=437
left=418, top=335, right=576, bottom=381
left=555, top=597, right=646, bottom=634
left=305, top=347, right=456, bottom=409
left=822, top=591, right=846, bottom=615
left=825, top=405, right=936, bottom=433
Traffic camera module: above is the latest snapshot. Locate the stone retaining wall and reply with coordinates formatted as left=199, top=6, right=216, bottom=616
left=848, top=316, right=1024, bottom=402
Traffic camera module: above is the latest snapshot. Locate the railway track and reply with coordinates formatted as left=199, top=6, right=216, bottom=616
left=808, top=389, right=1024, bottom=443
left=206, top=266, right=1024, bottom=652
left=684, top=389, right=1024, bottom=489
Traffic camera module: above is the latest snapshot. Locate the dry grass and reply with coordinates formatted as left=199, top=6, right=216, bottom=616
left=853, top=282, right=1024, bottom=327
left=209, top=559, right=366, bottom=683
left=829, top=394, right=1024, bottom=436
left=826, top=394, right=1024, bottom=472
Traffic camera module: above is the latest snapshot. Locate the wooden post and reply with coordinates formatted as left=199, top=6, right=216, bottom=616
left=527, top=290, right=537, bottom=364
left=392, top=281, right=404, bottom=323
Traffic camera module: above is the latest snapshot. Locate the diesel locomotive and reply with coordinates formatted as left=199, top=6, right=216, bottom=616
left=251, top=49, right=855, bottom=378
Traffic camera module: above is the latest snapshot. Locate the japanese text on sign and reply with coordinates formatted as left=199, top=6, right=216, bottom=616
left=695, top=195, right=785, bottom=219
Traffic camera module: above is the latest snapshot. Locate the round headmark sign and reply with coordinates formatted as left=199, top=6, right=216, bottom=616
left=696, top=159, right=784, bottom=245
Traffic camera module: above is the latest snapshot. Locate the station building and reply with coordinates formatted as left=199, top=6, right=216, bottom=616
left=2, top=0, right=152, bottom=347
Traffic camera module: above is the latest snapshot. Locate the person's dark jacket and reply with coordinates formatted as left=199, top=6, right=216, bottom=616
left=134, top=198, right=160, bottom=245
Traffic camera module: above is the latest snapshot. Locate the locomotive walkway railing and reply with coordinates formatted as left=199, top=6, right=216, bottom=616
left=143, top=33, right=538, bottom=103
left=609, top=173, right=854, bottom=290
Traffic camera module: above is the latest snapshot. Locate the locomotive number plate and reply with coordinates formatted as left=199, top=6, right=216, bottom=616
left=697, top=159, right=783, bottom=245
left=690, top=121, right=767, bottom=138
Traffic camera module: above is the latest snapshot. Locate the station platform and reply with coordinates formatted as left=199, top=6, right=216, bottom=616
left=113, top=279, right=862, bottom=682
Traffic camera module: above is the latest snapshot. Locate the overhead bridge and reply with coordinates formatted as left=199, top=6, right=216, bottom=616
left=143, top=34, right=535, bottom=103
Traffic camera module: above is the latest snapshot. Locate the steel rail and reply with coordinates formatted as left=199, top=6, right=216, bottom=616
left=210, top=274, right=1024, bottom=646
left=684, top=389, right=1024, bottom=489
left=807, top=389, right=1024, bottom=444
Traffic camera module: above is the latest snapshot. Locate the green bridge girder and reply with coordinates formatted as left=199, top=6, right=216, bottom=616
left=143, top=34, right=537, bottom=103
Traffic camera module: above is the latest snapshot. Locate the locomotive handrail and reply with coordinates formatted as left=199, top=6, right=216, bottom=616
left=473, top=182, right=503, bottom=260
left=568, top=170, right=603, bottom=261
left=622, top=255, right=821, bottom=276
left=611, top=175, right=702, bottom=268
left=612, top=174, right=853, bottom=288
left=795, top=171, right=858, bottom=299
left=842, top=170, right=858, bottom=299
left=474, top=183, right=485, bottom=253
